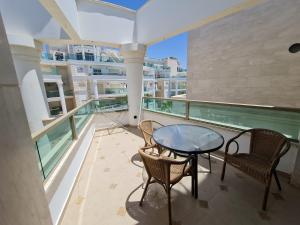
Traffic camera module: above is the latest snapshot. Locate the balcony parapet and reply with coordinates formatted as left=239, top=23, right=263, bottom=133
left=142, top=96, right=300, bottom=142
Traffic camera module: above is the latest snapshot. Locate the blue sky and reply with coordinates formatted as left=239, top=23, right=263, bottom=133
left=103, top=0, right=148, bottom=10
left=104, top=0, right=188, bottom=68
left=147, top=33, right=188, bottom=69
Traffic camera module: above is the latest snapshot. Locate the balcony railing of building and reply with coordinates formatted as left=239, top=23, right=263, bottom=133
left=32, top=95, right=300, bottom=181
left=144, top=62, right=170, bottom=70
left=42, top=67, right=60, bottom=76
left=32, top=97, right=128, bottom=180
left=42, top=53, right=125, bottom=64
left=102, top=88, right=127, bottom=95
left=142, top=97, right=300, bottom=142
left=46, top=90, right=74, bottom=98
left=92, top=72, right=126, bottom=76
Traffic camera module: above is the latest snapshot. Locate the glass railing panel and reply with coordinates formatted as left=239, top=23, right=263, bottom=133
left=46, top=90, right=73, bottom=98
left=189, top=102, right=300, bottom=140
left=94, top=96, right=128, bottom=112
left=104, top=88, right=127, bottom=95
left=35, top=119, right=73, bottom=178
left=143, top=98, right=186, bottom=117
left=46, top=90, right=60, bottom=98
left=34, top=99, right=129, bottom=180
left=74, top=103, right=93, bottom=134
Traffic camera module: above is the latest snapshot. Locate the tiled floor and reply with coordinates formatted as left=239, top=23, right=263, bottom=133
left=60, top=127, right=300, bottom=225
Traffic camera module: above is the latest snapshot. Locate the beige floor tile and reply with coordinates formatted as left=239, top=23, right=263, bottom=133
left=60, top=127, right=300, bottom=225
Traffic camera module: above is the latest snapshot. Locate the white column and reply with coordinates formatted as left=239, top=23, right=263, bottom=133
left=175, top=80, right=179, bottom=95
left=0, top=13, right=52, bottom=225
left=121, top=43, right=146, bottom=126
left=81, top=44, right=85, bottom=60
left=67, top=44, right=70, bottom=55
left=93, top=45, right=96, bottom=60
left=57, top=80, right=67, bottom=114
left=10, top=42, right=50, bottom=132
left=93, top=79, right=99, bottom=99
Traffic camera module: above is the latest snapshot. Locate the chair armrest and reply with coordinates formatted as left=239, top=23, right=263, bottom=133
left=140, top=144, right=157, bottom=151
left=161, top=155, right=195, bottom=178
left=152, top=121, right=164, bottom=127
left=140, top=144, right=158, bottom=155
left=225, top=129, right=254, bottom=155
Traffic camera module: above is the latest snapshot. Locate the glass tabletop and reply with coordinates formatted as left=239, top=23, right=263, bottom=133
left=152, top=124, right=224, bottom=154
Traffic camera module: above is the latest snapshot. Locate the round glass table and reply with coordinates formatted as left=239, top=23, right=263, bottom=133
left=153, top=124, right=224, bottom=198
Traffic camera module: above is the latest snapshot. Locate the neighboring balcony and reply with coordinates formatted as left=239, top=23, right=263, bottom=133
left=41, top=51, right=125, bottom=66
left=41, top=53, right=68, bottom=66
left=98, top=88, right=128, bottom=98
left=46, top=90, right=74, bottom=99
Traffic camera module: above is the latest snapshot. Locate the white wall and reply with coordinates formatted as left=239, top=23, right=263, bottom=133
left=21, top=70, right=50, bottom=131
left=0, top=12, right=52, bottom=225
left=142, top=110, right=299, bottom=174
left=10, top=45, right=50, bottom=132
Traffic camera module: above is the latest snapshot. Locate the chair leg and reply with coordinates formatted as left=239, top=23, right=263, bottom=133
left=221, top=161, right=227, bottom=181
left=167, top=186, right=172, bottom=225
left=140, top=176, right=151, bottom=206
left=273, top=170, right=282, bottom=191
left=208, top=153, right=212, bottom=173
left=262, top=176, right=272, bottom=211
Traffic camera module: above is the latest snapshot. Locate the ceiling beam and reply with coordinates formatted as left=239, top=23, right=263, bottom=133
left=39, top=0, right=80, bottom=41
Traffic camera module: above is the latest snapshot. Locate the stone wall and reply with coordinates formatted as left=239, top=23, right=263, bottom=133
left=187, top=0, right=300, bottom=108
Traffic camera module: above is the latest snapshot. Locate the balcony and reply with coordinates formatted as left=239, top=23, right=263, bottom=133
left=2, top=1, right=300, bottom=225
left=46, top=90, right=74, bottom=98
left=66, top=54, right=124, bottom=64
left=31, top=96, right=300, bottom=225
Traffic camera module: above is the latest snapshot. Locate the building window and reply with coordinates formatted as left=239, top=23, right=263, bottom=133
left=93, top=68, right=102, bottom=75
left=76, top=52, right=83, bottom=60
left=85, top=52, right=94, bottom=61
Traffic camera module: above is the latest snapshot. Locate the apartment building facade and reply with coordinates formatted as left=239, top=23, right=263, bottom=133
left=41, top=44, right=187, bottom=116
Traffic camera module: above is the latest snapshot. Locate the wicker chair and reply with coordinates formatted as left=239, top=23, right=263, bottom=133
left=138, top=120, right=164, bottom=147
left=139, top=145, right=194, bottom=225
left=221, top=128, right=290, bottom=210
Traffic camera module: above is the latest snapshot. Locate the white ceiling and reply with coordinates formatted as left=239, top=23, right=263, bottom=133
left=0, top=0, right=262, bottom=47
